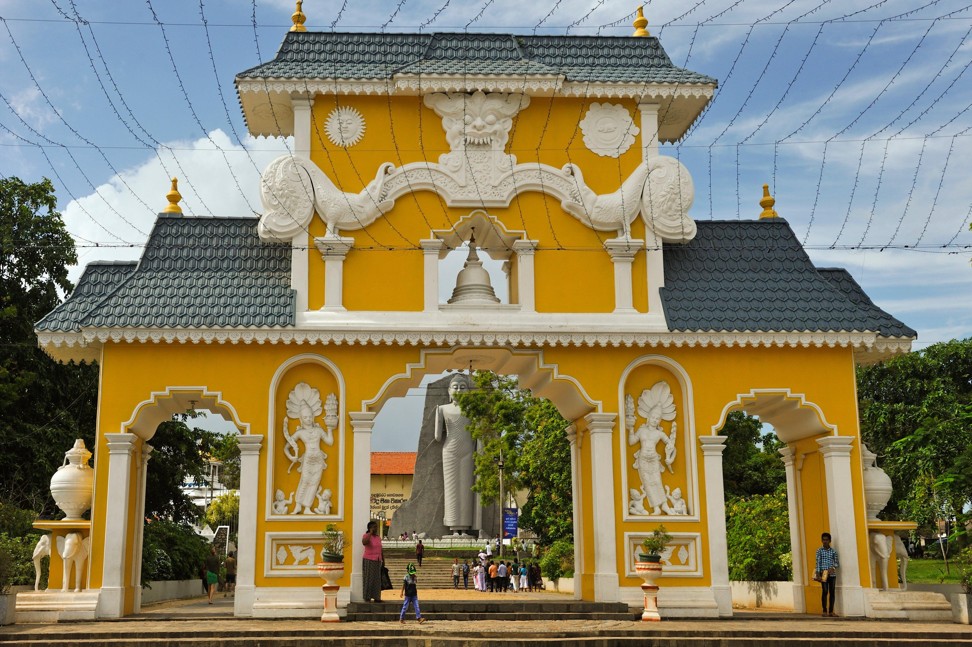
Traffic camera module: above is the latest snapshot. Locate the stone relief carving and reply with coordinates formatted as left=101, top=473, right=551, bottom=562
left=626, top=383, right=683, bottom=516
left=56, top=532, right=90, bottom=592
left=287, top=545, right=317, bottom=566
left=32, top=534, right=51, bottom=591
left=324, top=106, right=365, bottom=147
left=579, top=103, right=639, bottom=157
left=280, top=383, right=338, bottom=515
left=258, top=155, right=395, bottom=240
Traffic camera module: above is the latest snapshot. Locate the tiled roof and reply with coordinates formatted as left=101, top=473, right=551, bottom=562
left=39, top=215, right=294, bottom=331
left=371, top=452, right=417, bottom=475
left=660, top=219, right=916, bottom=337
left=236, top=32, right=717, bottom=86
left=35, top=261, right=137, bottom=332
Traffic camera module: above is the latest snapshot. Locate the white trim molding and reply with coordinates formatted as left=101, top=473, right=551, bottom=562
left=623, top=531, right=703, bottom=578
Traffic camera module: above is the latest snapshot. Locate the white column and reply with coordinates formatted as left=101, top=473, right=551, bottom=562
left=350, top=411, right=376, bottom=602
left=638, top=102, right=659, bottom=160
left=566, top=424, right=583, bottom=600
left=817, top=436, right=864, bottom=617
left=314, top=236, right=354, bottom=311
left=234, top=434, right=263, bottom=617
left=99, top=433, right=137, bottom=618
left=291, top=96, right=312, bottom=159
left=420, top=239, right=444, bottom=312
left=292, top=236, right=309, bottom=313
left=605, top=238, right=642, bottom=313
left=584, top=413, right=619, bottom=602
left=512, top=239, right=538, bottom=312
left=700, top=436, right=732, bottom=616
left=130, top=443, right=153, bottom=613
left=779, top=445, right=806, bottom=612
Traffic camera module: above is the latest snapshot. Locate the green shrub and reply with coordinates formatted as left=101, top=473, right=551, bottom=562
left=0, top=503, right=38, bottom=537
left=539, top=539, right=574, bottom=582
left=141, top=520, right=208, bottom=585
left=0, top=533, right=47, bottom=588
left=726, top=484, right=792, bottom=581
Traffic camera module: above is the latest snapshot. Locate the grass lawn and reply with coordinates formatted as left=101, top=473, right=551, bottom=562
left=906, top=558, right=964, bottom=585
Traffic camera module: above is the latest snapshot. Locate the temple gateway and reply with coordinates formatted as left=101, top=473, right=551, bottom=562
left=30, top=5, right=921, bottom=621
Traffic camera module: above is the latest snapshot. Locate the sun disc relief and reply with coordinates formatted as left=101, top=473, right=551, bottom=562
left=580, top=103, right=639, bottom=158
left=325, top=107, right=365, bottom=147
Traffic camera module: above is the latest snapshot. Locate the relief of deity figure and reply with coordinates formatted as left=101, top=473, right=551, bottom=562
left=627, top=382, right=681, bottom=516
left=434, top=373, right=477, bottom=535
left=282, top=383, right=338, bottom=515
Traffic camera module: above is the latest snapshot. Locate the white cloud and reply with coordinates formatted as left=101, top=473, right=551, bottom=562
left=64, top=130, right=290, bottom=281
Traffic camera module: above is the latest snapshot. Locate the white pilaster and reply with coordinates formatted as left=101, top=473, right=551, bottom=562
left=512, top=239, right=538, bottom=312
left=700, top=436, right=732, bottom=616
left=98, top=433, right=137, bottom=618
left=292, top=237, right=309, bottom=313
left=234, top=434, right=263, bottom=617
left=291, top=96, right=312, bottom=159
left=645, top=230, right=666, bottom=316
left=779, top=445, right=806, bottom=612
left=131, top=443, right=153, bottom=613
left=350, top=411, right=376, bottom=602
left=584, top=413, right=619, bottom=602
left=817, top=436, right=864, bottom=617
left=566, top=424, right=583, bottom=600
left=314, top=236, right=354, bottom=311
left=420, top=239, right=444, bottom=312
left=638, top=102, right=659, bottom=160
left=605, top=238, right=642, bottom=313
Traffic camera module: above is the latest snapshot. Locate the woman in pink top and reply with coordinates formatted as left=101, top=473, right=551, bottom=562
left=361, top=520, right=384, bottom=602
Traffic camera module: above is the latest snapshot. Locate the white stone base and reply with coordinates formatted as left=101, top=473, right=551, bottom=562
left=250, top=586, right=350, bottom=619
left=620, top=586, right=721, bottom=618
left=863, top=588, right=952, bottom=621
left=16, top=590, right=100, bottom=622
left=952, top=593, right=971, bottom=624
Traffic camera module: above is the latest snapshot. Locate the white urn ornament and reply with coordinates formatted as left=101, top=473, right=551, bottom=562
left=49, top=439, right=94, bottom=520
left=861, top=444, right=893, bottom=521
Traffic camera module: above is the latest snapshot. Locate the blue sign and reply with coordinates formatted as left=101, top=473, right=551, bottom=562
left=502, top=507, right=518, bottom=538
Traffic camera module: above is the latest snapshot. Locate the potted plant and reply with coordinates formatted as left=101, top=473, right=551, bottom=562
left=634, top=525, right=672, bottom=622
left=317, top=524, right=346, bottom=622
left=953, top=546, right=972, bottom=624
left=638, top=525, right=673, bottom=562
left=320, top=524, right=345, bottom=563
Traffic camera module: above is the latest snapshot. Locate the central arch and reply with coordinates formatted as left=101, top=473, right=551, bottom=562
left=348, top=346, right=602, bottom=602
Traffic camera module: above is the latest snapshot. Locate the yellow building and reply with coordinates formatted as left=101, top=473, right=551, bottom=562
left=370, top=452, right=415, bottom=532
left=31, top=5, right=915, bottom=620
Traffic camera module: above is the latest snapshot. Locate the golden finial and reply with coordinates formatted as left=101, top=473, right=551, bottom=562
left=163, top=177, right=183, bottom=214
left=633, top=6, right=650, bottom=37
left=759, top=184, right=778, bottom=219
left=290, top=0, right=307, bottom=32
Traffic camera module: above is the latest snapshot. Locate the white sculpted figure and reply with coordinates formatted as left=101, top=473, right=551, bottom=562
left=869, top=531, right=893, bottom=590
left=272, top=489, right=294, bottom=515
left=282, top=384, right=337, bottom=515
left=627, top=381, right=679, bottom=516
left=893, top=535, right=909, bottom=590
left=435, top=374, right=477, bottom=535
left=32, top=534, right=51, bottom=591
left=56, top=532, right=90, bottom=592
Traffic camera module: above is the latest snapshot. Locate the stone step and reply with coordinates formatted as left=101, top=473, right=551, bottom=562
left=345, top=599, right=636, bottom=622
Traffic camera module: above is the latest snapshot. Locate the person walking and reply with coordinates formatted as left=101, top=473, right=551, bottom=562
left=204, top=545, right=220, bottom=604
left=399, top=563, right=426, bottom=624
left=415, top=539, right=424, bottom=567
left=462, top=560, right=470, bottom=589
left=361, top=520, right=384, bottom=603
left=451, top=558, right=460, bottom=589
left=814, top=532, right=840, bottom=617
left=223, top=550, right=237, bottom=597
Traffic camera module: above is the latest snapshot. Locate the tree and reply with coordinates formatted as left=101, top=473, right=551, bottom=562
left=857, top=338, right=972, bottom=531
left=204, top=492, right=239, bottom=534
left=0, top=177, right=97, bottom=512
left=456, top=371, right=573, bottom=545
left=144, top=419, right=226, bottom=525
left=718, top=412, right=785, bottom=498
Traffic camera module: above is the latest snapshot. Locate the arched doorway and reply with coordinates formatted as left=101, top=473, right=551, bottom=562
left=347, top=346, right=602, bottom=603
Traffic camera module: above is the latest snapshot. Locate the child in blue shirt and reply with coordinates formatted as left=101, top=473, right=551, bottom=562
left=399, top=563, right=426, bottom=624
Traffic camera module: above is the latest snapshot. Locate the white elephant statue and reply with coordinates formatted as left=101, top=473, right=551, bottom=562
left=893, top=535, right=909, bottom=590
left=32, top=534, right=51, bottom=591
left=869, top=531, right=893, bottom=591
left=56, top=532, right=91, bottom=592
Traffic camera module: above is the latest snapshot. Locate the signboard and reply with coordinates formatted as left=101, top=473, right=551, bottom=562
left=502, top=507, right=518, bottom=539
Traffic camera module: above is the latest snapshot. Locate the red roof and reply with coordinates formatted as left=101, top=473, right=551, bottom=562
left=371, top=452, right=416, bottom=475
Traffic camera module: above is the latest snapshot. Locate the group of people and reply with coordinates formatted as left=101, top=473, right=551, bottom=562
left=201, top=545, right=237, bottom=604
left=465, top=552, right=543, bottom=593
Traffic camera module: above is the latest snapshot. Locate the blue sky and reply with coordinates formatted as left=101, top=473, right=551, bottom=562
left=2, top=0, right=970, bottom=355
